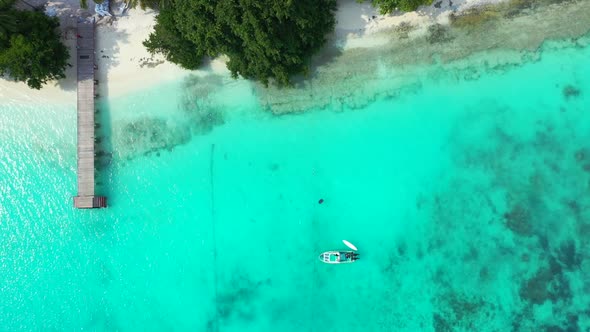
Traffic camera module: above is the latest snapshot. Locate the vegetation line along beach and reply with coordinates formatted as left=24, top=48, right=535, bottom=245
left=0, top=0, right=546, bottom=103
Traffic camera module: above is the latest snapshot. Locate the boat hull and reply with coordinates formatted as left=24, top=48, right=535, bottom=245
left=318, top=251, right=359, bottom=264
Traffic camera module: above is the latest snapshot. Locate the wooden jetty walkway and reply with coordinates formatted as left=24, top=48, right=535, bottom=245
left=73, top=19, right=107, bottom=209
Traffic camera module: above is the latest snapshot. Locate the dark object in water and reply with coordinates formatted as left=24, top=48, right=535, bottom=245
left=574, top=148, right=586, bottom=162
left=318, top=199, right=324, bottom=204
left=562, top=85, right=581, bottom=99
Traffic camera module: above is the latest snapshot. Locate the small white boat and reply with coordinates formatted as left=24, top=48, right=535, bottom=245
left=318, top=251, right=359, bottom=264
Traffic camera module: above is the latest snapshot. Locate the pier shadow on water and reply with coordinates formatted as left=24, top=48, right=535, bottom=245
left=94, top=94, right=115, bottom=202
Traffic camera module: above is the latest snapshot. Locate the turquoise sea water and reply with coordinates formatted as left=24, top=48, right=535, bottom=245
left=2, top=11, right=590, bottom=332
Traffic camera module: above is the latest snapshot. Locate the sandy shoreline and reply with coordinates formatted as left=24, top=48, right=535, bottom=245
left=0, top=0, right=505, bottom=105
left=0, top=4, right=189, bottom=105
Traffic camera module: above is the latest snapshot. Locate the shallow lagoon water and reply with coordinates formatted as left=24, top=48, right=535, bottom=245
left=1, top=11, right=590, bottom=332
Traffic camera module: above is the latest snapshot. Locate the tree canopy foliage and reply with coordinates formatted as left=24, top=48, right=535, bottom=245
left=142, top=8, right=203, bottom=70
left=358, top=0, right=434, bottom=13
left=145, top=0, right=337, bottom=86
left=0, top=4, right=69, bottom=89
left=0, top=0, right=17, bottom=37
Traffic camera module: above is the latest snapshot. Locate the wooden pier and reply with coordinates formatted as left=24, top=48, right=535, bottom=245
left=73, top=20, right=107, bottom=209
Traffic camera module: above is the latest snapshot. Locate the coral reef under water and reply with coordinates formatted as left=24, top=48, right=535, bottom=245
left=417, top=94, right=590, bottom=330
left=181, top=74, right=226, bottom=135
left=206, top=270, right=271, bottom=331
left=117, top=117, right=191, bottom=160
left=111, top=75, right=228, bottom=160
left=504, top=203, right=533, bottom=236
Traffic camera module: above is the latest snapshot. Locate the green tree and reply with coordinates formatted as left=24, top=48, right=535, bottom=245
left=0, top=10, right=69, bottom=89
left=357, top=0, right=433, bottom=13
left=145, top=0, right=337, bottom=86
left=143, top=8, right=203, bottom=69
left=0, top=13, right=16, bottom=38
left=0, top=0, right=16, bottom=38
left=0, top=0, right=15, bottom=9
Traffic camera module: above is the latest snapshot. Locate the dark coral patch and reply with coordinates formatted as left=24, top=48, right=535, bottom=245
left=433, top=313, right=453, bottom=332
left=212, top=272, right=271, bottom=326
left=519, top=268, right=553, bottom=304
left=479, top=267, right=489, bottom=280
left=433, top=292, right=491, bottom=331
left=555, top=240, right=582, bottom=271
left=447, top=294, right=485, bottom=321
left=574, top=148, right=590, bottom=174
left=562, top=85, right=581, bottom=99
left=542, top=325, right=566, bottom=332
left=519, top=261, right=571, bottom=305
left=504, top=204, right=533, bottom=236
left=564, top=200, right=580, bottom=215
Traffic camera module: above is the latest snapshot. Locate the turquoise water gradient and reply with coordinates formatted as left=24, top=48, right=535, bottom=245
left=2, top=31, right=590, bottom=331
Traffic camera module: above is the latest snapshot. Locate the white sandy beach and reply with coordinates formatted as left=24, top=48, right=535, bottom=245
left=0, top=0, right=502, bottom=105
left=0, top=3, right=189, bottom=104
